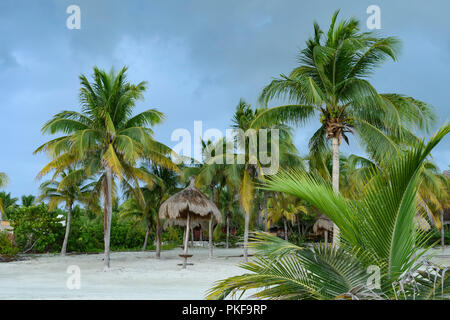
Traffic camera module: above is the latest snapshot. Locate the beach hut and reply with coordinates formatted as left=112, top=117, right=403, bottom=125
left=158, top=177, right=222, bottom=268
left=312, top=214, right=333, bottom=244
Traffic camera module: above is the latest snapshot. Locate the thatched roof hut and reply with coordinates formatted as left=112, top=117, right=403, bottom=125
left=158, top=177, right=222, bottom=267
left=312, top=214, right=333, bottom=244
left=312, top=214, right=333, bottom=234
left=159, top=178, right=222, bottom=224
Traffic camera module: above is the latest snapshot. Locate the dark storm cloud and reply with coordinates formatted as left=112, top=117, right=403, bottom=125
left=0, top=0, right=448, bottom=197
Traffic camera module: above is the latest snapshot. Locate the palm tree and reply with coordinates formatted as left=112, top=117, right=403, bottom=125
left=256, top=11, right=436, bottom=244
left=122, top=161, right=179, bottom=256
left=207, top=123, right=450, bottom=300
left=119, top=194, right=156, bottom=252
left=35, top=66, right=177, bottom=270
left=36, top=167, right=97, bottom=255
left=189, top=138, right=241, bottom=258
left=230, top=99, right=299, bottom=261
left=267, top=192, right=307, bottom=240
left=0, top=172, right=8, bottom=221
left=21, top=195, right=35, bottom=207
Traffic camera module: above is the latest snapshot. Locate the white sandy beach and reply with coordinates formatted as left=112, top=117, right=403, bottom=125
left=1, top=246, right=449, bottom=300
left=0, top=247, right=250, bottom=300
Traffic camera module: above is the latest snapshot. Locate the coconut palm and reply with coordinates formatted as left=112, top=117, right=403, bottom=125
left=189, top=138, right=242, bottom=257
left=207, top=123, right=450, bottom=300
left=229, top=99, right=300, bottom=261
left=34, top=66, right=177, bottom=270
left=0, top=172, right=8, bottom=221
left=256, top=11, right=436, bottom=244
left=417, top=162, right=449, bottom=228
left=122, top=161, right=179, bottom=256
left=36, top=167, right=97, bottom=255
left=267, top=192, right=307, bottom=240
left=119, top=193, right=157, bottom=252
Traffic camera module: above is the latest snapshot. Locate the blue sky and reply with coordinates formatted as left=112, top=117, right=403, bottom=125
left=0, top=0, right=449, bottom=198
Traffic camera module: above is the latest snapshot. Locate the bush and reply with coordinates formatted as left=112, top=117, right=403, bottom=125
left=67, top=214, right=148, bottom=252
left=288, top=232, right=307, bottom=246
left=0, top=232, right=19, bottom=259
left=11, top=204, right=64, bottom=253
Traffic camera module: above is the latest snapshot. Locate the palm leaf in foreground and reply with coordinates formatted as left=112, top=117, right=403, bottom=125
left=207, top=123, right=450, bottom=300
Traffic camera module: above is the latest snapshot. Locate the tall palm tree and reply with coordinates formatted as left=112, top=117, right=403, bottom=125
left=35, top=66, right=177, bottom=270
left=189, top=138, right=241, bottom=258
left=36, top=167, right=97, bottom=255
left=256, top=11, right=436, bottom=244
left=230, top=99, right=300, bottom=261
left=0, top=172, right=8, bottom=221
left=207, top=123, right=450, bottom=300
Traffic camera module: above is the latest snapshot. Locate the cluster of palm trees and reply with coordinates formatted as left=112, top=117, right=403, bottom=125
left=0, top=11, right=447, bottom=296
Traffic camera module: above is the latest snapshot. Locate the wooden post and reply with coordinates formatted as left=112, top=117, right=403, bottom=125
left=184, top=214, right=190, bottom=255
left=324, top=231, right=328, bottom=246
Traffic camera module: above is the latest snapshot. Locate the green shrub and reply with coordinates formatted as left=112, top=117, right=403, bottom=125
left=11, top=204, right=64, bottom=253
left=288, top=232, right=307, bottom=246
left=0, top=232, right=19, bottom=259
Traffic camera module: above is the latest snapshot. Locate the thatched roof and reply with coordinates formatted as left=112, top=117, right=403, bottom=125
left=158, top=178, right=222, bottom=224
left=313, top=214, right=333, bottom=233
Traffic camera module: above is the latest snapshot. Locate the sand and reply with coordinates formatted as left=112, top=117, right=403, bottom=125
left=1, top=246, right=449, bottom=300
left=0, top=247, right=249, bottom=300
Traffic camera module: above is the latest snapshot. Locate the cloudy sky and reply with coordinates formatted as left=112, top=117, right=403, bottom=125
left=0, top=0, right=449, bottom=198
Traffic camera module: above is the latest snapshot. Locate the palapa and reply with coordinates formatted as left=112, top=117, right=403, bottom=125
left=158, top=177, right=222, bottom=268
left=312, top=214, right=333, bottom=244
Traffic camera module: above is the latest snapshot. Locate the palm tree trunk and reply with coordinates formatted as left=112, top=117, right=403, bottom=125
left=142, top=222, right=151, bottom=252
left=156, top=215, right=161, bottom=258
left=243, top=209, right=250, bottom=262
left=441, top=210, right=445, bottom=250
left=61, top=203, right=72, bottom=256
left=263, top=192, right=268, bottom=232
left=284, top=218, right=288, bottom=241
left=209, top=216, right=213, bottom=258
left=208, top=184, right=214, bottom=257
left=104, top=166, right=113, bottom=271
left=331, top=135, right=340, bottom=246
left=183, top=213, right=190, bottom=269
left=226, top=214, right=230, bottom=249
